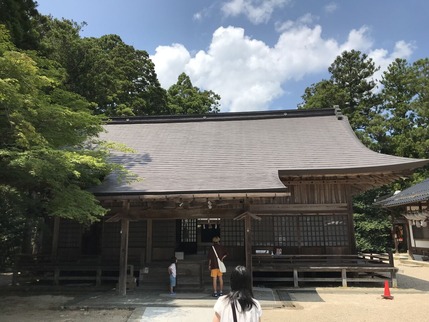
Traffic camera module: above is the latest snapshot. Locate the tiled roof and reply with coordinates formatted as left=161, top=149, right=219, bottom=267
left=377, top=178, right=429, bottom=207
left=90, top=109, right=429, bottom=195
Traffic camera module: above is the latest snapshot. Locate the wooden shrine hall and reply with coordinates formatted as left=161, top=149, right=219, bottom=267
left=14, top=108, right=429, bottom=294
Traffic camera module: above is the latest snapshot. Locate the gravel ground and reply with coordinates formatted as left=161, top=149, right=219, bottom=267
left=0, top=260, right=428, bottom=322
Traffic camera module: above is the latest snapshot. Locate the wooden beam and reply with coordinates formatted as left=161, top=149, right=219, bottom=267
left=97, top=192, right=290, bottom=202
left=104, top=202, right=351, bottom=221
left=249, top=203, right=348, bottom=213
left=112, top=208, right=246, bottom=220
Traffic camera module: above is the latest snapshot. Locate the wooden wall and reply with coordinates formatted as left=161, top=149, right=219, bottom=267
left=51, top=182, right=356, bottom=263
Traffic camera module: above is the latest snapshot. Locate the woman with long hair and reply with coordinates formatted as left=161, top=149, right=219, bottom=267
left=212, top=265, right=262, bottom=322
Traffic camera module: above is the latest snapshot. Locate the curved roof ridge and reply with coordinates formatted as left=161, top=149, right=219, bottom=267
left=105, top=108, right=341, bottom=124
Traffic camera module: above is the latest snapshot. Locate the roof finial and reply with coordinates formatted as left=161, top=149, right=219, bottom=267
left=334, top=105, right=343, bottom=120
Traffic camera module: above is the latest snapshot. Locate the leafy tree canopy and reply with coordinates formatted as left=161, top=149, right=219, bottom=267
left=36, top=18, right=168, bottom=116
left=299, top=49, right=429, bottom=251
left=167, top=73, right=220, bottom=114
left=299, top=50, right=381, bottom=148
left=0, top=0, right=40, bottom=50
left=0, top=24, right=112, bottom=224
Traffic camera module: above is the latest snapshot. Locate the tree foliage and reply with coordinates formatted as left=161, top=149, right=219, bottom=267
left=0, top=24, right=112, bottom=226
left=300, top=50, right=382, bottom=148
left=36, top=18, right=221, bottom=117
left=299, top=50, right=429, bottom=252
left=0, top=0, right=40, bottom=50
left=0, top=1, right=223, bottom=266
left=166, top=73, right=220, bottom=114
left=37, top=18, right=168, bottom=116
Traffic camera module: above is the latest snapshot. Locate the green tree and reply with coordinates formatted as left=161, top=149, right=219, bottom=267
left=409, top=58, right=429, bottom=159
left=0, top=185, right=27, bottom=267
left=379, top=58, right=419, bottom=157
left=167, top=73, right=220, bottom=114
left=300, top=50, right=382, bottom=148
left=353, top=189, right=393, bottom=252
left=0, top=25, right=113, bottom=230
left=37, top=19, right=167, bottom=116
left=299, top=79, right=346, bottom=110
left=298, top=50, right=429, bottom=252
left=0, top=0, right=40, bottom=50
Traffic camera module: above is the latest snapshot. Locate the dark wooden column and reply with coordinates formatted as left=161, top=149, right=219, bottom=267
left=51, top=216, right=60, bottom=260
left=244, top=214, right=253, bottom=285
left=146, top=219, right=153, bottom=263
left=235, top=210, right=259, bottom=287
left=346, top=187, right=357, bottom=254
left=118, top=201, right=130, bottom=295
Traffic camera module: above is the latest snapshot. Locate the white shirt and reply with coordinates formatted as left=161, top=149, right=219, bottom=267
left=213, top=295, right=262, bottom=322
left=168, top=263, right=176, bottom=277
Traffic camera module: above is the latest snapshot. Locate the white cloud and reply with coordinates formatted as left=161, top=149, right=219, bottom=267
left=324, top=2, right=338, bottom=13
left=193, top=4, right=216, bottom=22
left=339, top=26, right=373, bottom=52
left=150, top=44, right=191, bottom=88
left=369, top=40, right=415, bottom=84
left=193, top=12, right=203, bottom=21
left=222, top=0, right=291, bottom=24
left=275, top=13, right=318, bottom=32
left=150, top=22, right=415, bottom=112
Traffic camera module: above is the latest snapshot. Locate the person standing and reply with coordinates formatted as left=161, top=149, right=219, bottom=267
left=212, top=265, right=262, bottom=322
left=208, top=236, right=228, bottom=297
left=168, top=256, right=177, bottom=295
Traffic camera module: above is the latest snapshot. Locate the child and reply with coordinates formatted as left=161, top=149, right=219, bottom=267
left=168, top=256, right=177, bottom=295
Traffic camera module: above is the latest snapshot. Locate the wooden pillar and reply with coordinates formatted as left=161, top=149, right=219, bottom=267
left=51, top=217, right=60, bottom=260
left=244, top=215, right=253, bottom=286
left=146, top=219, right=153, bottom=263
left=293, top=269, right=299, bottom=288
left=346, top=188, right=357, bottom=254
left=118, top=201, right=130, bottom=295
left=341, top=268, right=347, bottom=287
left=405, top=219, right=414, bottom=258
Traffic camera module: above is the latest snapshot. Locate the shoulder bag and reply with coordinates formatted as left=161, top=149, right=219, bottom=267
left=231, top=301, right=238, bottom=322
left=212, top=246, right=227, bottom=273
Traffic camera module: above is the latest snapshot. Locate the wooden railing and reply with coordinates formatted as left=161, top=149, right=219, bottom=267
left=13, top=253, right=398, bottom=288
left=12, top=254, right=135, bottom=287
left=252, top=252, right=398, bottom=288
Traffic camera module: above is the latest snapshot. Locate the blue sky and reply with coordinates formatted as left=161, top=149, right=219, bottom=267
left=36, top=0, right=429, bottom=112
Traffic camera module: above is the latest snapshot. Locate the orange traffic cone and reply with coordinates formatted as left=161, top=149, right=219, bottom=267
left=382, top=280, right=394, bottom=299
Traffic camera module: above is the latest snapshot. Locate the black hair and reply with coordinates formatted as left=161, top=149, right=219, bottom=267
left=226, top=265, right=257, bottom=312
left=170, top=256, right=177, bottom=263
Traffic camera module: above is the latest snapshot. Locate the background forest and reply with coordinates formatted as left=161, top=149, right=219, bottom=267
left=1, top=0, right=428, bottom=268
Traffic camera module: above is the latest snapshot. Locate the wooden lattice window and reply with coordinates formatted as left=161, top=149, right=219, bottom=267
left=323, top=214, right=349, bottom=246
left=222, top=219, right=244, bottom=246
left=273, top=216, right=299, bottom=246
left=299, top=215, right=325, bottom=246
left=253, top=217, right=274, bottom=246
left=253, top=214, right=349, bottom=247
left=181, top=219, right=197, bottom=242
